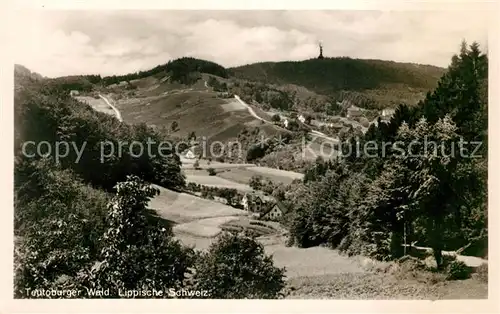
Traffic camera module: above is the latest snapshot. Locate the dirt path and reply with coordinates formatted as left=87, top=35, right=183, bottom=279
left=98, top=94, right=123, bottom=122
left=234, top=95, right=339, bottom=143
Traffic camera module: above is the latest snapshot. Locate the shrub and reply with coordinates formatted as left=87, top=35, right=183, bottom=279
left=337, top=235, right=352, bottom=253
left=207, top=168, right=216, bottom=176
left=475, top=263, right=488, bottom=283
left=249, top=220, right=267, bottom=227
left=85, top=176, right=194, bottom=294
left=446, top=260, right=472, bottom=280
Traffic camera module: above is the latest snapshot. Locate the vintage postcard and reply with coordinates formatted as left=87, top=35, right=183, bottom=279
left=2, top=0, right=498, bottom=313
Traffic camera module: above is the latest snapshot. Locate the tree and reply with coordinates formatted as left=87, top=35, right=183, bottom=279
left=81, top=176, right=194, bottom=295
left=271, top=114, right=281, bottom=122
left=14, top=159, right=111, bottom=297
left=207, top=168, right=216, bottom=176
left=188, top=131, right=196, bottom=141
left=366, top=116, right=480, bottom=267
left=286, top=119, right=299, bottom=131
left=193, top=232, right=286, bottom=298
left=249, top=175, right=263, bottom=190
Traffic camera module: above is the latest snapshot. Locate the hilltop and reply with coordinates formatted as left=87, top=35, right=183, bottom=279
left=229, top=57, right=445, bottom=107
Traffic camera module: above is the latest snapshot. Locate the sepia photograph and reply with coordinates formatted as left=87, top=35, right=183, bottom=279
left=6, top=2, right=496, bottom=307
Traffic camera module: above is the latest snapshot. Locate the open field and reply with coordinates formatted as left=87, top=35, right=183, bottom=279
left=248, top=166, right=304, bottom=182
left=261, top=235, right=366, bottom=279
left=183, top=163, right=305, bottom=188
left=173, top=216, right=240, bottom=238
left=221, top=99, right=247, bottom=112
left=75, top=96, right=116, bottom=116
left=180, top=158, right=255, bottom=169
left=148, top=185, right=249, bottom=249
left=185, top=173, right=253, bottom=192
left=216, top=167, right=261, bottom=184
left=148, top=185, right=247, bottom=224
left=217, top=166, right=302, bottom=185
left=300, top=140, right=339, bottom=161
left=114, top=87, right=283, bottom=146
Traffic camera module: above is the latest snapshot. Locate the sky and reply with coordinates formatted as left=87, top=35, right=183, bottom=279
left=12, top=9, right=490, bottom=78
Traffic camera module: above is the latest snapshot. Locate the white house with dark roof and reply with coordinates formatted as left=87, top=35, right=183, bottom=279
left=381, top=108, right=396, bottom=118
left=260, top=201, right=288, bottom=221
left=283, top=118, right=290, bottom=129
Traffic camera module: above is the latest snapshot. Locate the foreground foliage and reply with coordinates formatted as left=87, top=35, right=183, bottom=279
left=286, top=42, right=487, bottom=269
left=14, top=69, right=285, bottom=298
left=193, top=232, right=286, bottom=299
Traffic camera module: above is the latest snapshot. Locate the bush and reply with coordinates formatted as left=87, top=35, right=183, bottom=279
left=475, top=263, right=488, bottom=283
left=207, top=168, right=216, bottom=176
left=249, top=220, right=268, bottom=228
left=446, top=260, right=472, bottom=280
left=14, top=79, right=185, bottom=191
left=249, top=175, right=263, bottom=190
left=193, top=232, right=286, bottom=298
left=337, top=235, right=352, bottom=253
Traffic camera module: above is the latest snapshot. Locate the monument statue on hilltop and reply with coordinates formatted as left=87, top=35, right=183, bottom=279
left=318, top=42, right=324, bottom=59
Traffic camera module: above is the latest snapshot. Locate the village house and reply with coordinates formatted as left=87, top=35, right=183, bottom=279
left=336, top=99, right=353, bottom=110
left=69, top=90, right=79, bottom=96
left=241, top=193, right=265, bottom=213
left=217, top=92, right=231, bottom=98
left=328, top=122, right=344, bottom=130
left=283, top=118, right=290, bottom=129
left=381, top=108, right=396, bottom=118
left=381, top=108, right=396, bottom=121
left=184, top=149, right=195, bottom=159
left=346, top=105, right=362, bottom=118
left=298, top=114, right=306, bottom=124
left=260, top=201, right=288, bottom=221
left=242, top=192, right=275, bottom=213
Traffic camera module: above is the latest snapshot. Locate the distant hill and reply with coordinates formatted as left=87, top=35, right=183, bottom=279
left=229, top=58, right=446, bottom=107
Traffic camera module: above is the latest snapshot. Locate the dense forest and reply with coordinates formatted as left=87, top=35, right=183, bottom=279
left=230, top=57, right=446, bottom=109
left=285, top=42, right=487, bottom=269
left=46, top=57, right=229, bottom=92
left=230, top=57, right=445, bottom=93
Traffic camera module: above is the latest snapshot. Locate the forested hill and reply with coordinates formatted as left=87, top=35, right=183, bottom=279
left=41, top=55, right=445, bottom=109
left=229, top=58, right=446, bottom=103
